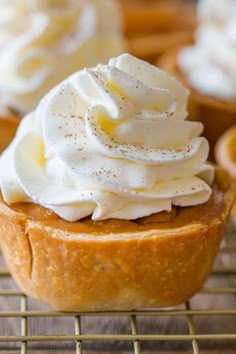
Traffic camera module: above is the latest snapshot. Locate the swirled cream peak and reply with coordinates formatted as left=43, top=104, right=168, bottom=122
left=0, top=54, right=214, bottom=221
left=0, top=0, right=125, bottom=115
left=178, top=0, right=236, bottom=100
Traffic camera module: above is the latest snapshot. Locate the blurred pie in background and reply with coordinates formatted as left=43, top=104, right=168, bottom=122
left=0, top=0, right=126, bottom=118
left=215, top=125, right=236, bottom=226
left=158, top=0, right=236, bottom=160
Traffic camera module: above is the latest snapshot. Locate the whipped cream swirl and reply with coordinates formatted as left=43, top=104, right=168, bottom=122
left=0, top=0, right=125, bottom=115
left=0, top=54, right=214, bottom=221
left=178, top=0, right=236, bottom=100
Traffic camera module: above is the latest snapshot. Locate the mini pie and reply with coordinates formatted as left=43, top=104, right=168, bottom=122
left=157, top=0, right=236, bottom=161
left=215, top=126, right=236, bottom=227
left=0, top=160, right=234, bottom=311
left=158, top=48, right=236, bottom=161
left=215, top=126, right=236, bottom=179
left=0, top=53, right=234, bottom=311
left=0, top=0, right=125, bottom=116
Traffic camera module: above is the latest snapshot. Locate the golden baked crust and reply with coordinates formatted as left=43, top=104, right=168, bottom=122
left=0, top=167, right=234, bottom=311
left=0, top=116, right=19, bottom=153
left=158, top=48, right=236, bottom=161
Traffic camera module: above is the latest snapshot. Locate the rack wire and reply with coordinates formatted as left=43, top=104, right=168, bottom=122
left=0, top=222, right=235, bottom=354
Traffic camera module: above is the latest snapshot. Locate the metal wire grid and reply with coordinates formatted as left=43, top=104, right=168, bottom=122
left=0, top=223, right=235, bottom=353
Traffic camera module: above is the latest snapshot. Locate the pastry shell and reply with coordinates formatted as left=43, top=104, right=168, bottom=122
left=0, top=167, right=234, bottom=311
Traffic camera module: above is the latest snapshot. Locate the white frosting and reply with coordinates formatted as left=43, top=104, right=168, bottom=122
left=0, top=54, right=214, bottom=221
left=0, top=0, right=125, bottom=115
left=178, top=0, right=236, bottom=100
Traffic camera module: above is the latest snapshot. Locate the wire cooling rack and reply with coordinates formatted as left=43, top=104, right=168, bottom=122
left=0, top=222, right=235, bottom=354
